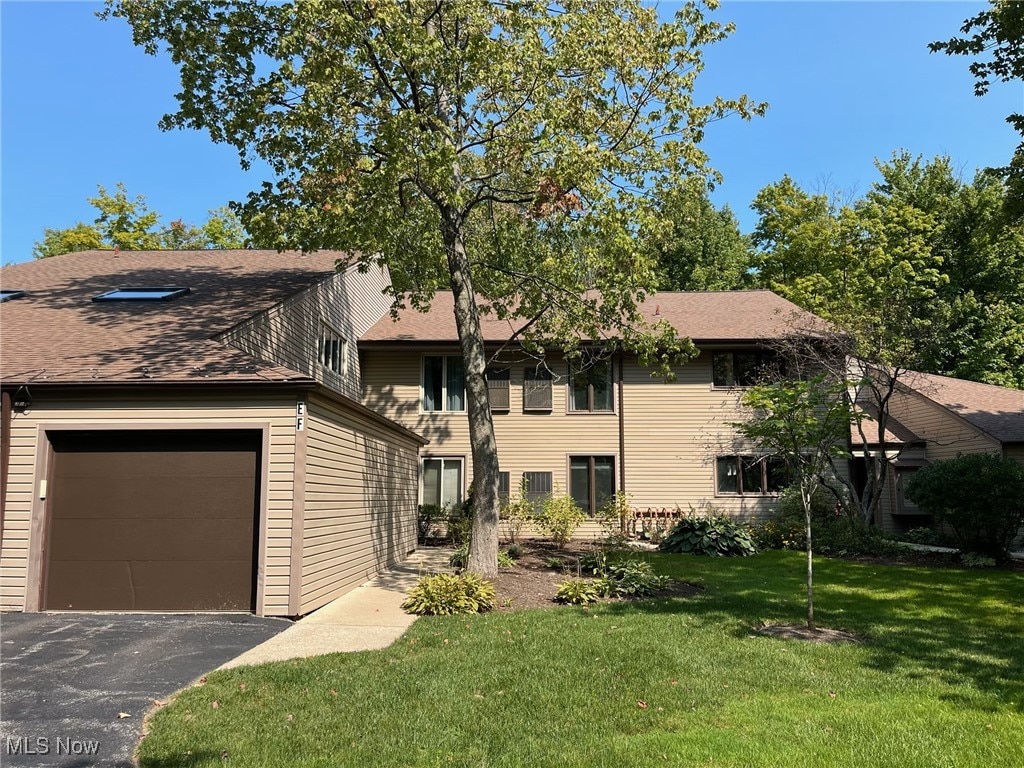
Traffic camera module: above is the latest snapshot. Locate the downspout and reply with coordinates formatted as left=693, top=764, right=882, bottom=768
left=618, top=352, right=626, bottom=497
left=0, top=391, right=11, bottom=560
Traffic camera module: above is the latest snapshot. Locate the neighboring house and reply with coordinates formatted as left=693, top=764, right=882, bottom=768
left=0, top=249, right=425, bottom=617
left=359, top=290, right=830, bottom=536
left=857, top=371, right=1024, bottom=533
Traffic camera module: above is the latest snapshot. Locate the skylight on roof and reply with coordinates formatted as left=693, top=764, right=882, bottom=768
left=93, top=287, right=190, bottom=302
left=0, top=290, right=27, bottom=302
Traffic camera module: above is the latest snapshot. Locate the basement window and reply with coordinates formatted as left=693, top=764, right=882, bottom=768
left=93, top=287, right=190, bottom=302
left=0, top=290, right=27, bottom=302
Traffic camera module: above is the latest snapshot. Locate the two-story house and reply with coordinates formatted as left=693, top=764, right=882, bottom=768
left=359, top=290, right=826, bottom=535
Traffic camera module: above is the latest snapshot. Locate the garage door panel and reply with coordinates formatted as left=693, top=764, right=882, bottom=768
left=46, top=560, right=252, bottom=611
left=131, top=560, right=254, bottom=611
left=50, top=477, right=257, bottom=520
left=45, top=430, right=260, bottom=612
left=49, top=518, right=255, bottom=562
left=45, top=562, right=135, bottom=611
left=53, top=450, right=257, bottom=479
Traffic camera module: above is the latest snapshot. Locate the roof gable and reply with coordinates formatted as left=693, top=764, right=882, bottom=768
left=906, top=371, right=1024, bottom=444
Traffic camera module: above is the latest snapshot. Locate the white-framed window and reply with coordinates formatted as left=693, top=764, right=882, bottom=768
left=715, top=455, right=788, bottom=495
left=318, top=322, right=347, bottom=375
left=569, top=358, right=613, bottom=412
left=423, top=355, right=466, bottom=412
left=421, top=457, right=464, bottom=508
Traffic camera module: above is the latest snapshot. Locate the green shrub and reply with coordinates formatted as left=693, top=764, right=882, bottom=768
left=660, top=516, right=757, bottom=557
left=961, top=552, right=998, bottom=568
left=535, top=494, right=586, bottom=548
left=501, top=480, right=534, bottom=544
left=401, top=573, right=495, bottom=615
left=417, top=504, right=444, bottom=544
left=906, top=453, right=1024, bottom=560
left=577, top=549, right=610, bottom=576
left=596, top=491, right=632, bottom=538
left=754, top=485, right=897, bottom=557
left=900, top=527, right=945, bottom=546
left=555, top=578, right=602, bottom=605
left=447, top=505, right=473, bottom=545
left=505, top=543, right=523, bottom=560
left=604, top=559, right=670, bottom=596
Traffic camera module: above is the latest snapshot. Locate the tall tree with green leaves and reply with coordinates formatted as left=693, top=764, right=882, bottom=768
left=930, top=0, right=1024, bottom=218
left=750, top=153, right=1024, bottom=389
left=648, top=178, right=753, bottom=291
left=105, top=0, right=765, bottom=575
left=33, top=183, right=247, bottom=257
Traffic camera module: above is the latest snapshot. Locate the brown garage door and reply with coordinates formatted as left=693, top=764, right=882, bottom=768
left=44, top=430, right=260, bottom=611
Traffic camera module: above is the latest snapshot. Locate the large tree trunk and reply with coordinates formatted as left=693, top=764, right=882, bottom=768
left=441, top=210, right=501, bottom=578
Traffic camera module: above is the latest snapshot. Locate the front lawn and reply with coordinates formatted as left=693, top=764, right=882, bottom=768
left=138, top=551, right=1023, bottom=767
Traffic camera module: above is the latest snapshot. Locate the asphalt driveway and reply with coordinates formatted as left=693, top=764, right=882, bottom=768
left=0, top=612, right=289, bottom=768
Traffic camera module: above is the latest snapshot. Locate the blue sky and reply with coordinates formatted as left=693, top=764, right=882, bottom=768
left=2, top=1, right=1020, bottom=265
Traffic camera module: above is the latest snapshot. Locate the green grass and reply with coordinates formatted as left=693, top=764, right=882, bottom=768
left=138, top=552, right=1023, bottom=768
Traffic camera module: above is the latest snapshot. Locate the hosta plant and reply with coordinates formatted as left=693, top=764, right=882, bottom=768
left=660, top=516, right=757, bottom=557
left=401, top=573, right=496, bottom=615
left=555, top=578, right=602, bottom=605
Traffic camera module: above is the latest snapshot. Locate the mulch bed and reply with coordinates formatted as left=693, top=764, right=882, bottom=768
left=484, top=540, right=703, bottom=611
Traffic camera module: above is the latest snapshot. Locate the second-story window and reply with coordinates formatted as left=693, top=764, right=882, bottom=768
left=486, top=366, right=510, bottom=411
left=712, top=351, right=782, bottom=387
left=318, top=323, right=347, bottom=375
left=570, top=358, right=612, bottom=412
left=423, top=355, right=466, bottom=412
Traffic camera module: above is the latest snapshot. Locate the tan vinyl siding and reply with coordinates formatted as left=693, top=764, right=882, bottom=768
left=218, top=264, right=391, bottom=400
left=876, top=384, right=1001, bottom=534
left=622, top=351, right=792, bottom=521
left=888, top=385, right=1001, bottom=461
left=361, top=348, right=806, bottom=533
left=0, top=393, right=297, bottom=615
left=299, top=392, right=419, bottom=614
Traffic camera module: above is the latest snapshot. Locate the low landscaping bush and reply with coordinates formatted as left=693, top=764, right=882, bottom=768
left=401, top=573, right=496, bottom=615
left=417, top=504, right=444, bottom=544
left=535, top=494, right=586, bottom=548
left=754, top=485, right=899, bottom=557
left=604, top=559, right=670, bottom=596
left=961, top=552, right=998, bottom=569
left=899, top=526, right=945, bottom=547
left=501, top=481, right=534, bottom=544
left=906, top=453, right=1024, bottom=560
left=446, top=507, right=473, bottom=546
left=554, top=578, right=602, bottom=605
left=660, top=516, right=757, bottom=557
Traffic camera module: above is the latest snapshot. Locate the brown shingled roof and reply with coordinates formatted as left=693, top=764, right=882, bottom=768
left=0, top=249, right=347, bottom=385
left=906, top=371, right=1024, bottom=444
left=360, top=290, right=824, bottom=343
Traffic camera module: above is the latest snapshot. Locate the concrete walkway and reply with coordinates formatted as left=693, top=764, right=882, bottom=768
left=220, top=547, right=452, bottom=669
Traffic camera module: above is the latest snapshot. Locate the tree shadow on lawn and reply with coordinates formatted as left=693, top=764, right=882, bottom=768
left=598, top=553, right=1024, bottom=714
